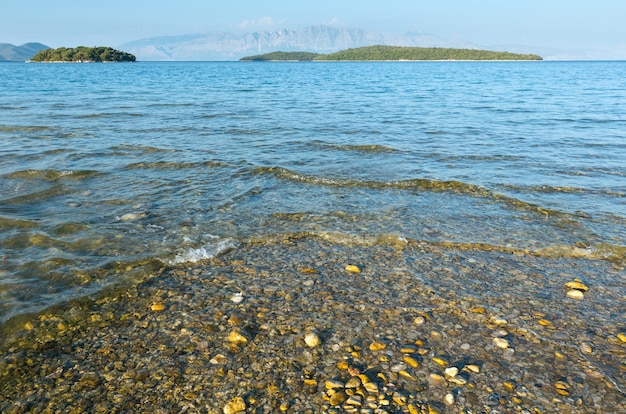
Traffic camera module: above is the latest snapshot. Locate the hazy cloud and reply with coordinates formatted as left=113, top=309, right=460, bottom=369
left=234, top=17, right=284, bottom=31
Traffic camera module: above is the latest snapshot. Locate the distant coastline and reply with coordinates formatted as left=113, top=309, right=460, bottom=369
left=241, top=45, right=543, bottom=62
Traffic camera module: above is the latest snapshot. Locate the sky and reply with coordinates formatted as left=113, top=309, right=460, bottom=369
left=3, top=0, right=626, bottom=59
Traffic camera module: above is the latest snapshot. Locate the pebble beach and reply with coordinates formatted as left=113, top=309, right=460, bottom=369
left=2, top=236, right=624, bottom=413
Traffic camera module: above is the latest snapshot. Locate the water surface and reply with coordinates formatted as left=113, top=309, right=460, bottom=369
left=0, top=61, right=624, bottom=322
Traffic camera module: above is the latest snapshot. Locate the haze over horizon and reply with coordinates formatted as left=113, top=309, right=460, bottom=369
left=3, top=0, right=626, bottom=60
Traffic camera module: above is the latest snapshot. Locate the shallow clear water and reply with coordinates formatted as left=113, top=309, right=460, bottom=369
left=0, top=61, right=625, bottom=322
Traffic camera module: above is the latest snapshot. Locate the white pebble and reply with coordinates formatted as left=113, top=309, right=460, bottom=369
left=493, top=337, right=509, bottom=349
left=230, top=293, right=244, bottom=303
left=490, top=316, right=508, bottom=325
left=444, top=393, right=455, bottom=405
left=304, top=332, right=321, bottom=348
left=444, top=367, right=459, bottom=378
left=567, top=289, right=584, bottom=300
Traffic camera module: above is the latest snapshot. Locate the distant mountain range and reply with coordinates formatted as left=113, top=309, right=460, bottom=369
left=1, top=26, right=561, bottom=63
left=0, top=43, right=49, bottom=61
left=121, top=25, right=546, bottom=61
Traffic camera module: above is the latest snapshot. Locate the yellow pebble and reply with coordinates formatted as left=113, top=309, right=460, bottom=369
left=150, top=302, right=166, bottom=312
left=223, top=397, right=246, bottom=414
left=617, top=333, right=626, bottom=343
left=464, top=364, right=480, bottom=373
left=329, top=391, right=347, bottom=406
left=357, top=374, right=370, bottom=384
left=345, top=265, right=361, bottom=273
left=428, top=403, right=441, bottom=414
left=226, top=330, right=248, bottom=344
left=538, top=319, right=552, bottom=326
left=364, top=381, right=379, bottom=394
left=337, top=361, right=349, bottom=370
left=403, top=355, right=420, bottom=368
left=565, top=280, right=588, bottom=292
left=503, top=381, right=515, bottom=391
left=399, top=370, right=416, bottom=380
left=432, top=357, right=448, bottom=366
left=325, top=379, right=344, bottom=390
left=303, top=379, right=317, bottom=387
left=554, top=380, right=569, bottom=390
left=369, top=341, right=386, bottom=351
left=24, top=322, right=34, bottom=331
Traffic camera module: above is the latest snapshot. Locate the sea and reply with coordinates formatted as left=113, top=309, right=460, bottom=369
left=0, top=60, right=625, bottom=326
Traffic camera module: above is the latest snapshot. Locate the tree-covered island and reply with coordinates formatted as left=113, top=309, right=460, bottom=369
left=241, top=45, right=542, bottom=61
left=29, top=46, right=136, bottom=62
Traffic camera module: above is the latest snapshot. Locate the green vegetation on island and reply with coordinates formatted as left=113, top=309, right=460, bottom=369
left=240, top=51, right=321, bottom=61
left=241, top=45, right=542, bottom=61
left=29, top=46, right=136, bottom=62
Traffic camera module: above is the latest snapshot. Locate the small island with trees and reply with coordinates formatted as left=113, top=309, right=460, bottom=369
left=241, top=45, right=542, bottom=61
left=29, top=46, right=136, bottom=62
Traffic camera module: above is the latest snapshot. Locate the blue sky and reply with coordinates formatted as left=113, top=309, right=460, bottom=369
left=3, top=1, right=626, bottom=59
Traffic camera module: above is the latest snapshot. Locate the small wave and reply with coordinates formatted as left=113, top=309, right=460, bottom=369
left=534, top=243, right=626, bottom=265
left=0, top=217, right=39, bottom=230
left=313, top=142, right=397, bottom=153
left=6, top=169, right=101, bottom=181
left=77, top=112, right=145, bottom=119
left=165, top=237, right=238, bottom=265
left=254, top=166, right=569, bottom=218
left=124, top=160, right=228, bottom=171
left=248, top=231, right=409, bottom=250
left=109, top=144, right=178, bottom=155
left=502, top=184, right=625, bottom=198
left=0, top=125, right=53, bottom=133
left=3, top=185, right=72, bottom=205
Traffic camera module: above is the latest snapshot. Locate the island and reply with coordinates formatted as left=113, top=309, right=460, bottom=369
left=241, top=45, right=542, bottom=61
left=28, top=46, right=136, bottom=62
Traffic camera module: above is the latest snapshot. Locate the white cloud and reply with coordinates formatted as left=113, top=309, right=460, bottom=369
left=234, top=17, right=284, bottom=31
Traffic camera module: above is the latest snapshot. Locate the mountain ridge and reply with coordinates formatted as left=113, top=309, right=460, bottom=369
left=0, top=42, right=50, bottom=61
left=119, top=25, right=486, bottom=61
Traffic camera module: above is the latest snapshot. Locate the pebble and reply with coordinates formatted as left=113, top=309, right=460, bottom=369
left=226, top=330, right=248, bottom=344
left=345, top=265, right=361, bottom=273
left=369, top=341, right=386, bottom=351
left=304, top=332, right=321, bottom=348
left=490, top=316, right=508, bottom=325
left=329, top=390, right=347, bottom=406
left=444, top=393, right=455, bottom=405
left=567, top=289, right=585, bottom=299
left=120, top=212, right=145, bottom=221
left=565, top=280, right=589, bottom=292
left=580, top=342, right=593, bottom=354
left=493, top=337, right=510, bottom=349
left=150, top=302, right=166, bottom=312
left=403, top=355, right=420, bottom=368
left=1, top=238, right=622, bottom=414
left=413, top=316, right=426, bottom=325
left=223, top=397, right=246, bottom=414
left=444, top=367, right=459, bottom=378
left=230, top=293, right=244, bottom=303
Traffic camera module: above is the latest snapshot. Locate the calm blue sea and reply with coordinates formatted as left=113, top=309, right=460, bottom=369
left=0, top=61, right=625, bottom=322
